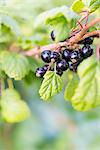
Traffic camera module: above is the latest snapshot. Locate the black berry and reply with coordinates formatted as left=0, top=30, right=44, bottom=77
left=41, top=50, right=51, bottom=63
left=43, top=64, right=49, bottom=71
left=50, top=51, right=60, bottom=62
left=62, top=49, right=71, bottom=61
left=56, top=59, right=68, bottom=71
left=70, top=50, right=82, bottom=63
left=51, top=30, right=55, bottom=41
left=78, top=37, right=94, bottom=45
left=36, top=67, right=46, bottom=78
left=56, top=69, right=63, bottom=76
left=68, top=61, right=79, bottom=72
left=81, top=44, right=93, bottom=58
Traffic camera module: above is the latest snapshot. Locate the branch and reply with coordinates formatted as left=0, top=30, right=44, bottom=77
left=69, top=18, right=100, bottom=44
left=23, top=18, right=100, bottom=57
left=23, top=42, right=69, bottom=57
left=80, top=30, right=100, bottom=41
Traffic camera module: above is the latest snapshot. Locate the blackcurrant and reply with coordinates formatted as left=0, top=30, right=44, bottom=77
left=78, top=37, right=94, bottom=45
left=51, top=30, right=55, bottom=41
left=41, top=50, right=51, bottom=63
left=81, top=44, right=93, bottom=58
left=70, top=50, right=82, bottom=63
left=62, top=49, right=71, bottom=61
left=56, top=59, right=68, bottom=71
left=43, top=64, right=49, bottom=71
left=68, top=61, right=79, bottom=72
left=36, top=67, right=46, bottom=78
left=56, top=69, right=63, bottom=76
left=50, top=51, right=60, bottom=62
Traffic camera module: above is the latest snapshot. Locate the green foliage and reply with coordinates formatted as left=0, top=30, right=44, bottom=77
left=39, top=71, right=63, bottom=100
left=64, top=74, right=79, bottom=101
left=71, top=57, right=100, bottom=111
left=71, top=0, right=100, bottom=13
left=0, top=25, right=14, bottom=43
left=35, top=6, right=78, bottom=41
left=51, top=17, right=70, bottom=42
left=0, top=14, right=21, bottom=36
left=83, top=0, right=100, bottom=12
left=0, top=0, right=100, bottom=149
left=89, top=0, right=100, bottom=12
left=0, top=51, right=30, bottom=80
left=0, top=0, right=99, bottom=120
left=71, top=0, right=85, bottom=13
left=0, top=88, right=31, bottom=123
left=27, top=57, right=44, bottom=72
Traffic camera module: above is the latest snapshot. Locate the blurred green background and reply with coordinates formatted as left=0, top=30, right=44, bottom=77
left=0, top=0, right=100, bottom=150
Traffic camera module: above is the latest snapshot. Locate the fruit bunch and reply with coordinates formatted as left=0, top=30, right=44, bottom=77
left=36, top=31, right=94, bottom=78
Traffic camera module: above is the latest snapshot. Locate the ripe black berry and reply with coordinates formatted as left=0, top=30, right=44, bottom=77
left=56, top=69, right=63, bottom=76
left=62, top=49, right=71, bottom=61
left=51, top=30, right=55, bottom=41
left=36, top=67, right=46, bottom=78
left=43, top=64, right=49, bottom=71
left=50, top=51, right=60, bottom=62
left=78, top=37, right=94, bottom=45
left=41, top=50, right=51, bottom=63
left=70, top=50, right=82, bottom=63
left=56, top=59, right=68, bottom=71
left=68, top=61, right=79, bottom=72
left=81, top=44, right=93, bottom=58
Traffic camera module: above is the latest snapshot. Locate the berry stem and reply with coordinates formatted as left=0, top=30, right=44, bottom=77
left=77, top=21, right=83, bottom=29
left=47, top=59, right=55, bottom=71
left=85, top=11, right=89, bottom=26
left=54, top=62, right=56, bottom=72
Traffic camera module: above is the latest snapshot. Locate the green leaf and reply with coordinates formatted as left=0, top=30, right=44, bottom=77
left=0, top=51, right=30, bottom=80
left=52, top=17, right=70, bottom=42
left=89, top=0, right=100, bottom=12
left=35, top=6, right=78, bottom=26
left=39, top=71, right=63, bottom=101
left=0, top=89, right=31, bottom=123
left=83, top=0, right=91, bottom=7
left=82, top=0, right=100, bottom=12
left=27, top=57, right=43, bottom=72
left=78, top=56, right=97, bottom=78
left=35, top=6, right=78, bottom=42
left=88, top=26, right=97, bottom=32
left=71, top=57, right=100, bottom=111
left=64, top=74, right=79, bottom=101
left=0, top=25, right=13, bottom=43
left=0, top=14, right=21, bottom=36
left=71, top=0, right=85, bottom=13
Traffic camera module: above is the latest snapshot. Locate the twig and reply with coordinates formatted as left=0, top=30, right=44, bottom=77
left=77, top=21, right=83, bottom=29
left=69, top=18, right=100, bottom=44
left=23, top=42, right=68, bottom=56
left=23, top=18, right=100, bottom=57
left=80, top=30, right=100, bottom=41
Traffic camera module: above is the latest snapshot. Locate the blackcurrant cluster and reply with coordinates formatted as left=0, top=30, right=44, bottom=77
left=36, top=32, right=94, bottom=78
